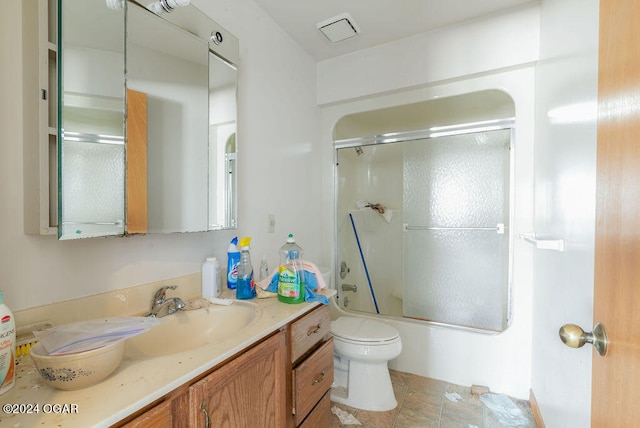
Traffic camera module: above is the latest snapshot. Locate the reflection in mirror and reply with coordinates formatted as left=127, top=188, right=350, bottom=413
left=128, top=3, right=210, bottom=233
left=58, top=0, right=125, bottom=239
left=57, top=0, right=239, bottom=239
left=208, top=53, right=237, bottom=229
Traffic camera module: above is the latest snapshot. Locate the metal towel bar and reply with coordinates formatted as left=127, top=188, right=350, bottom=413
left=403, top=223, right=505, bottom=234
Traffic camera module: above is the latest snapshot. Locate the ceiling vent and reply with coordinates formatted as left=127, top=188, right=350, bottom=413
left=316, top=13, right=360, bottom=44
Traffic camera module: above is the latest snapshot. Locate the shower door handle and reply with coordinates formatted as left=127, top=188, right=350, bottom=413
left=559, top=322, right=608, bottom=356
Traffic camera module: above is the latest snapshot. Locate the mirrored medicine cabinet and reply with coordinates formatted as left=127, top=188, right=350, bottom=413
left=57, top=0, right=238, bottom=240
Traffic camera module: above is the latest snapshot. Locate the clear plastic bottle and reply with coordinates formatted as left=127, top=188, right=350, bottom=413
left=236, top=237, right=256, bottom=300
left=278, top=234, right=305, bottom=304
left=0, top=291, right=15, bottom=396
left=202, top=257, right=221, bottom=299
left=259, top=255, right=270, bottom=281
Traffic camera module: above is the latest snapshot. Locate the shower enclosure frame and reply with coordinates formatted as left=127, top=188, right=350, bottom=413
left=333, top=117, right=516, bottom=333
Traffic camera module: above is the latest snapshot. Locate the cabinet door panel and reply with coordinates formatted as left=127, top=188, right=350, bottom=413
left=120, top=399, right=172, bottom=428
left=190, top=331, right=287, bottom=428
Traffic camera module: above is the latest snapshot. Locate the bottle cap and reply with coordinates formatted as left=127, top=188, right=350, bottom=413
left=287, top=233, right=295, bottom=243
left=239, top=236, right=252, bottom=247
left=228, top=237, right=239, bottom=252
left=206, top=257, right=217, bottom=261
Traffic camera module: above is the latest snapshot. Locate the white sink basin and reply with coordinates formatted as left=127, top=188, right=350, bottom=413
left=125, top=301, right=262, bottom=359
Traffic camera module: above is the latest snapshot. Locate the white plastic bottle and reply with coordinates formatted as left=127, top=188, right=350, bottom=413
left=202, top=257, right=221, bottom=299
left=0, top=291, right=15, bottom=396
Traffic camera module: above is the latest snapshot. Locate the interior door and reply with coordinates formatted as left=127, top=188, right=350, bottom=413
left=592, top=0, right=640, bottom=425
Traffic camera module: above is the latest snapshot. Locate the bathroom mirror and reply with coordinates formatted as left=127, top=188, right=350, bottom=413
left=58, top=0, right=126, bottom=239
left=58, top=0, right=238, bottom=239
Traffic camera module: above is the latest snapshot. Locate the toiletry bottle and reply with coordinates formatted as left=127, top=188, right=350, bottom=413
left=236, top=237, right=256, bottom=300
left=278, top=234, right=305, bottom=304
left=259, top=255, right=270, bottom=281
left=227, top=237, right=240, bottom=290
left=202, top=257, right=221, bottom=299
left=0, top=291, right=15, bottom=396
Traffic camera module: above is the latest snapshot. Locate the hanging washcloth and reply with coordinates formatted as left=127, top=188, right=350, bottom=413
left=356, top=200, right=393, bottom=223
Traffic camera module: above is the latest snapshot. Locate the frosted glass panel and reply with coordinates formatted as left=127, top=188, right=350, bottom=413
left=403, top=131, right=510, bottom=228
left=402, top=129, right=511, bottom=331
left=403, top=230, right=508, bottom=330
left=60, top=140, right=125, bottom=238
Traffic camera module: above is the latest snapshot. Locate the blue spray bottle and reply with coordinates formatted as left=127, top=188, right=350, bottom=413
left=236, top=237, right=256, bottom=300
left=227, top=237, right=240, bottom=290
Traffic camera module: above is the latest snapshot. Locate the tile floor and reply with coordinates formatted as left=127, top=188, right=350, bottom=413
left=330, top=370, right=537, bottom=428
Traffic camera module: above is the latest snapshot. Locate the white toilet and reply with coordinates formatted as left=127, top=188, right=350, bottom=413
left=330, top=316, right=402, bottom=411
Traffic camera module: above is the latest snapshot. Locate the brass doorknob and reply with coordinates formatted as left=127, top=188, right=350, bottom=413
left=559, top=322, right=608, bottom=356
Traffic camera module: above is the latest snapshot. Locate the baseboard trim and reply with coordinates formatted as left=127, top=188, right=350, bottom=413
left=529, top=389, right=545, bottom=428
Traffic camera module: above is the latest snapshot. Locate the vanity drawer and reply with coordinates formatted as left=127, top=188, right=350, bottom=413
left=292, top=337, right=334, bottom=425
left=290, top=305, right=330, bottom=363
left=299, top=390, right=331, bottom=428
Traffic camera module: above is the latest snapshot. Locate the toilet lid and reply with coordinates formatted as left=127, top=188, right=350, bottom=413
left=331, top=317, right=399, bottom=343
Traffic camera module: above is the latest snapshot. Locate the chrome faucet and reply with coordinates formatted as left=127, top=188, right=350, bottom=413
left=146, top=285, right=186, bottom=318
left=341, top=283, right=358, bottom=292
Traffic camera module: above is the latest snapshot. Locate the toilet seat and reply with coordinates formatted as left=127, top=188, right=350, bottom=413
left=331, top=317, right=400, bottom=344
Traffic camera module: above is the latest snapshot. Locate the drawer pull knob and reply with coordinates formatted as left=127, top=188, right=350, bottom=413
left=307, top=324, right=321, bottom=336
left=312, top=370, right=326, bottom=385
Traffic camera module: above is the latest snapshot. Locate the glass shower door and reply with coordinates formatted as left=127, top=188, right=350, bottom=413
left=402, top=129, right=511, bottom=331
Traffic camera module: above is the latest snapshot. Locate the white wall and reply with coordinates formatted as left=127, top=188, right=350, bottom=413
left=317, top=5, right=539, bottom=105
left=1, top=0, right=321, bottom=312
left=319, top=6, right=540, bottom=399
left=531, top=1, right=599, bottom=426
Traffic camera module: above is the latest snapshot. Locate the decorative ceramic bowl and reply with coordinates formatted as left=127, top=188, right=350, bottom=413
left=29, top=340, right=125, bottom=390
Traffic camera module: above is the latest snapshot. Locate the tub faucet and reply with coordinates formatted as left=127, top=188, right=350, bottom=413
left=341, top=283, right=358, bottom=292
left=146, top=285, right=186, bottom=318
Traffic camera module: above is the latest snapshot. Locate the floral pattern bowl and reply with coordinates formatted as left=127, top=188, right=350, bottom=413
left=29, top=340, right=125, bottom=390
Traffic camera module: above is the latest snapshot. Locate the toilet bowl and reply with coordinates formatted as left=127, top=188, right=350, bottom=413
left=330, top=316, right=402, bottom=411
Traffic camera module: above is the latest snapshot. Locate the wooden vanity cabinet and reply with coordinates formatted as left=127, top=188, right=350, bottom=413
left=117, top=304, right=334, bottom=428
left=189, top=330, right=287, bottom=427
left=120, top=389, right=187, bottom=428
left=118, top=331, right=286, bottom=428
left=288, top=305, right=334, bottom=427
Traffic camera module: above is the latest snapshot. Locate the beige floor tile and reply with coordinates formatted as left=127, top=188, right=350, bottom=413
left=330, top=370, right=537, bottom=428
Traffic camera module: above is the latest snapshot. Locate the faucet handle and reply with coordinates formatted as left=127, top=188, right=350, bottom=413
left=153, top=285, right=178, bottom=303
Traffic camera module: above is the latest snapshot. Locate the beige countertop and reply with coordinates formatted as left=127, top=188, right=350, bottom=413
left=0, top=284, right=334, bottom=427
